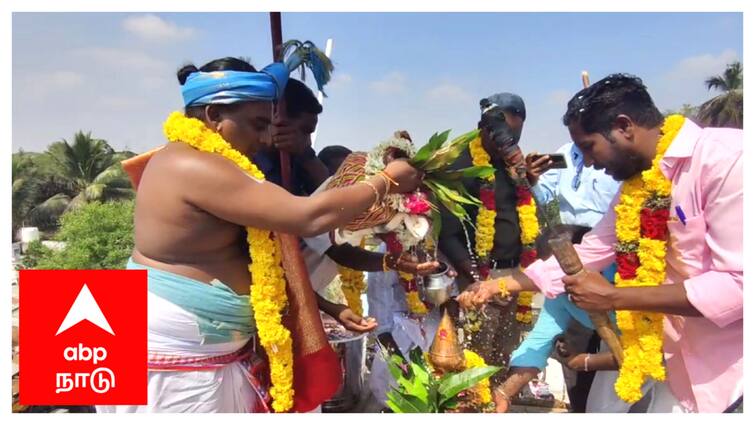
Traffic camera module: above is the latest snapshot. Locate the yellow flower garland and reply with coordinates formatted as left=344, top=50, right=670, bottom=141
left=612, top=114, right=684, bottom=403
left=470, top=137, right=496, bottom=258
left=517, top=202, right=540, bottom=246
left=400, top=271, right=429, bottom=314
left=338, top=265, right=366, bottom=316
left=463, top=349, right=493, bottom=405
left=469, top=136, right=537, bottom=323
left=163, top=112, right=294, bottom=412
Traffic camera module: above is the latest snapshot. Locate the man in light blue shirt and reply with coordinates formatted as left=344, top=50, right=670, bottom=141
left=529, top=142, right=621, bottom=228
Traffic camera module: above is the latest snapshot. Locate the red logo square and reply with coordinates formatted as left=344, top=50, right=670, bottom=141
left=19, top=270, right=147, bottom=405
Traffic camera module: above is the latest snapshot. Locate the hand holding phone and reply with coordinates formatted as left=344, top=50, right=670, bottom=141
left=525, top=152, right=568, bottom=185
left=529, top=153, right=568, bottom=169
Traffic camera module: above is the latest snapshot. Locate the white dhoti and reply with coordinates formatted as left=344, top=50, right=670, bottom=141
left=96, top=292, right=267, bottom=413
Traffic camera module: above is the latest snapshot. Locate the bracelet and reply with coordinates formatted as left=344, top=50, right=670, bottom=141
left=379, top=170, right=399, bottom=187
left=494, top=386, right=511, bottom=402
left=584, top=353, right=591, bottom=372
left=374, top=173, right=391, bottom=198
left=497, top=278, right=509, bottom=298
left=382, top=254, right=392, bottom=272
left=359, top=180, right=380, bottom=205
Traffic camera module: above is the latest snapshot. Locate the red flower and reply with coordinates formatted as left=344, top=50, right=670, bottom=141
left=382, top=232, right=403, bottom=255
left=616, top=252, right=640, bottom=279
left=479, top=187, right=496, bottom=210
left=516, top=305, right=532, bottom=314
left=405, top=194, right=431, bottom=215
left=405, top=279, right=418, bottom=292
left=640, top=207, right=670, bottom=240
left=520, top=248, right=538, bottom=268
left=516, top=185, right=533, bottom=206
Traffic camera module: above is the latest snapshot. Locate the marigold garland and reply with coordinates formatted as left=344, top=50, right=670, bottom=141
left=612, top=114, right=684, bottom=403
left=469, top=136, right=537, bottom=323
left=163, top=111, right=294, bottom=412
left=470, top=137, right=496, bottom=260
left=384, top=233, right=428, bottom=315
left=463, top=349, right=493, bottom=405
left=338, top=265, right=366, bottom=316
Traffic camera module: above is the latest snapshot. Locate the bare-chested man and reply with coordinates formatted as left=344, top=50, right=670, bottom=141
left=98, top=57, right=421, bottom=413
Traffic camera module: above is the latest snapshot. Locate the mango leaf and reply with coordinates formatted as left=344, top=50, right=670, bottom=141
left=421, top=129, right=479, bottom=172
left=409, top=346, right=429, bottom=371
left=430, top=207, right=442, bottom=242
left=431, top=180, right=480, bottom=206
left=438, top=365, right=502, bottom=405
left=386, top=388, right=430, bottom=413
left=386, top=353, right=407, bottom=382
left=434, top=165, right=496, bottom=181
left=442, top=180, right=482, bottom=205
left=408, top=364, right=430, bottom=403
left=440, top=398, right=459, bottom=412
left=427, top=182, right=472, bottom=223
left=412, top=129, right=451, bottom=166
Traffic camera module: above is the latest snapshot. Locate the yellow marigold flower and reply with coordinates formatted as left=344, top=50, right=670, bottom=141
left=464, top=350, right=493, bottom=405
left=405, top=291, right=428, bottom=314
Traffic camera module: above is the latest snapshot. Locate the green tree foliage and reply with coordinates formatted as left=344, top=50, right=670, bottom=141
left=27, top=201, right=135, bottom=270
left=12, top=132, right=135, bottom=237
left=697, top=61, right=743, bottom=128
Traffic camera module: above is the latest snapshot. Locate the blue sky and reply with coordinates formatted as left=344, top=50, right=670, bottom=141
left=12, top=12, right=742, bottom=155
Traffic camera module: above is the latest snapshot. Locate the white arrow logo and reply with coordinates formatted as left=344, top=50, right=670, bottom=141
left=56, top=284, right=115, bottom=336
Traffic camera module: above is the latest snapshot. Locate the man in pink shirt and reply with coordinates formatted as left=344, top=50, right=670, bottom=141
left=458, top=73, right=742, bottom=413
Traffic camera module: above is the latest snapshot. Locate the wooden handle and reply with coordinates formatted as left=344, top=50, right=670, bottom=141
left=588, top=312, right=624, bottom=367
left=581, top=71, right=590, bottom=88
left=549, top=235, right=623, bottom=366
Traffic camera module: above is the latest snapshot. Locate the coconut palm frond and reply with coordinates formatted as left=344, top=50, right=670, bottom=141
left=66, top=192, right=88, bottom=212
left=83, top=183, right=105, bottom=202
left=27, top=193, right=71, bottom=227
left=705, top=61, right=743, bottom=92
left=92, top=163, right=130, bottom=186
left=705, top=76, right=728, bottom=92
left=103, top=187, right=136, bottom=201
left=697, top=89, right=743, bottom=128
left=47, top=131, right=118, bottom=188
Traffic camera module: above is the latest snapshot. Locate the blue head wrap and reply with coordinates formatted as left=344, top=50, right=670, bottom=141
left=181, top=62, right=290, bottom=107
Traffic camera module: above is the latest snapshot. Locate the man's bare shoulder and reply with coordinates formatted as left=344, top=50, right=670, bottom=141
left=150, top=143, right=245, bottom=182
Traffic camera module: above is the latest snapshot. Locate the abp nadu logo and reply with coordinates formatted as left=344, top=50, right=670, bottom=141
left=19, top=270, right=147, bottom=405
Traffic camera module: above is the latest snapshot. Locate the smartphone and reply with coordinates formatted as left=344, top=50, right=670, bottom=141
left=532, top=153, right=568, bottom=169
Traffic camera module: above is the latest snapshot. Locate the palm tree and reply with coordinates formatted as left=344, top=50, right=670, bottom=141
left=697, top=61, right=743, bottom=128
left=12, top=153, right=40, bottom=237
left=25, top=131, right=134, bottom=229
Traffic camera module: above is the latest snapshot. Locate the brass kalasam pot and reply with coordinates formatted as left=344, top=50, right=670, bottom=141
left=428, top=310, right=465, bottom=373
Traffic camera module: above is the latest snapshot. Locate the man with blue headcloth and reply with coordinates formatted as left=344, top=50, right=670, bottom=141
left=102, top=57, right=422, bottom=413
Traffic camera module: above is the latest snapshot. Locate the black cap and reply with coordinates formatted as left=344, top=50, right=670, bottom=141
left=480, top=92, right=526, bottom=121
